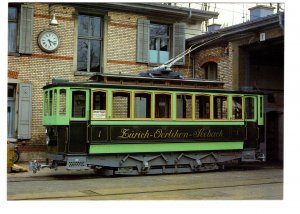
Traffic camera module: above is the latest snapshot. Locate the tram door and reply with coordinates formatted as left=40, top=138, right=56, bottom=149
left=68, top=89, right=90, bottom=154
left=244, top=96, right=259, bottom=148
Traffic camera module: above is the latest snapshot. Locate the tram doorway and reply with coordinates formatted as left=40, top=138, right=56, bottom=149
left=68, top=90, right=90, bottom=154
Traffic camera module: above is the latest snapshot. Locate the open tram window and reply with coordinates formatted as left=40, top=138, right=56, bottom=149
left=195, top=95, right=210, bottom=119
left=135, top=93, right=151, bottom=119
left=72, top=91, right=86, bottom=118
left=49, top=90, right=53, bottom=116
left=245, top=97, right=255, bottom=120
left=53, top=90, right=57, bottom=116
left=155, top=94, right=171, bottom=118
left=232, top=96, right=243, bottom=120
left=92, top=91, right=106, bottom=119
left=59, top=89, right=66, bottom=116
left=213, top=96, right=228, bottom=119
left=176, top=94, right=192, bottom=119
left=44, top=91, right=50, bottom=116
left=113, top=92, right=131, bottom=119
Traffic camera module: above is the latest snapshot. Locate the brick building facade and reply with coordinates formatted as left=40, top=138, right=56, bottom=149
left=192, top=44, right=233, bottom=89
left=187, top=8, right=284, bottom=161
left=7, top=3, right=218, bottom=161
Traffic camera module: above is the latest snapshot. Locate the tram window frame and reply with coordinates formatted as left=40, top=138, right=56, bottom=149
left=176, top=94, right=193, bottom=119
left=112, top=91, right=131, bottom=119
left=245, top=97, right=256, bottom=121
left=71, top=91, right=87, bottom=118
left=49, top=90, right=53, bottom=116
left=155, top=93, right=172, bottom=119
left=195, top=95, right=211, bottom=120
left=53, top=89, right=57, bottom=116
left=91, top=90, right=107, bottom=120
left=44, top=91, right=49, bottom=116
left=134, top=92, right=152, bottom=119
left=213, top=95, right=228, bottom=120
left=59, top=89, right=67, bottom=116
left=232, top=96, right=243, bottom=120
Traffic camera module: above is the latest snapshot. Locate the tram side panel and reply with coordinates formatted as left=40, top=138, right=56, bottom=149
left=32, top=84, right=265, bottom=174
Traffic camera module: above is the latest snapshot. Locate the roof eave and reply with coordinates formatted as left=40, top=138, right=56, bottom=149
left=187, top=12, right=284, bottom=46
left=70, top=3, right=218, bottom=21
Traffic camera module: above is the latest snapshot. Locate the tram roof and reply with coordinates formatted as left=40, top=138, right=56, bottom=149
left=43, top=73, right=264, bottom=95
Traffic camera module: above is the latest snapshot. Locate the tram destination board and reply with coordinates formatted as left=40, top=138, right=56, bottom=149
left=90, top=125, right=245, bottom=143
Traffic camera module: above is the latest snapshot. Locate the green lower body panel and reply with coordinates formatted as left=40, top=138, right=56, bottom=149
left=89, top=142, right=244, bottom=154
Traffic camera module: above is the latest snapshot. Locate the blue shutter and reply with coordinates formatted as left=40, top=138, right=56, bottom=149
left=136, top=19, right=150, bottom=63
left=19, top=4, right=34, bottom=54
left=173, top=23, right=186, bottom=65
left=17, top=83, right=32, bottom=139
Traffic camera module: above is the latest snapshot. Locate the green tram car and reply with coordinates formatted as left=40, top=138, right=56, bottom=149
left=30, top=73, right=265, bottom=175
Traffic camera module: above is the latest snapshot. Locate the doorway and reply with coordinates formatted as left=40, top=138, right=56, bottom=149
left=7, top=84, right=16, bottom=138
left=266, top=111, right=283, bottom=161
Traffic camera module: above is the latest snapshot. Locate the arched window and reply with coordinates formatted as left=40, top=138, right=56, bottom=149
left=202, top=62, right=217, bottom=80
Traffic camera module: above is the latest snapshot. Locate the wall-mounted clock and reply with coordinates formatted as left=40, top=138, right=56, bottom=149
left=38, top=30, right=60, bottom=53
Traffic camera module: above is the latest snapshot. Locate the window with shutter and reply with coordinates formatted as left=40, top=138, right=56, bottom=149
left=149, top=23, right=170, bottom=64
left=137, top=20, right=186, bottom=66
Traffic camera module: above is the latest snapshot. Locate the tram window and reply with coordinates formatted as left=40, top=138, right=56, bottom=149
left=214, top=96, right=228, bottom=119
left=155, top=94, right=171, bottom=118
left=177, top=95, right=192, bottom=119
left=53, top=90, right=57, bottom=116
left=49, top=90, right=53, bottom=116
left=59, top=89, right=66, bottom=116
left=232, top=96, right=243, bottom=119
left=195, top=95, right=210, bottom=119
left=44, top=91, right=49, bottom=116
left=135, top=93, right=151, bottom=118
left=92, top=91, right=106, bottom=119
left=245, top=97, right=255, bottom=120
left=72, top=91, right=86, bottom=118
left=260, top=96, right=263, bottom=118
left=113, top=92, right=130, bottom=118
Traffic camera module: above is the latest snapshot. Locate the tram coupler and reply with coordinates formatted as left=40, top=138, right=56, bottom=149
left=241, top=149, right=266, bottom=162
left=257, top=152, right=266, bottom=162
left=29, top=160, right=57, bottom=173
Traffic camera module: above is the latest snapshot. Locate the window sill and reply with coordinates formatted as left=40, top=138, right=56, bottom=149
left=8, top=52, right=21, bottom=57
left=74, top=71, right=101, bottom=76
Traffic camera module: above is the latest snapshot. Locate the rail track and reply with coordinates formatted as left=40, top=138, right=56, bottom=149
left=7, top=165, right=283, bottom=200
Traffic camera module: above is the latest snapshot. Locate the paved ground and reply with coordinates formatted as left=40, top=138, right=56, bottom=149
left=7, top=162, right=283, bottom=200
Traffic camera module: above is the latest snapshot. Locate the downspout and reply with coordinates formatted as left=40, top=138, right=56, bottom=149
left=192, top=54, right=196, bottom=79
left=187, top=9, right=192, bottom=19
left=278, top=13, right=284, bottom=32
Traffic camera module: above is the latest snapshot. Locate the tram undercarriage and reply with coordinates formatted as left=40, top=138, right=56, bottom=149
left=29, top=150, right=264, bottom=175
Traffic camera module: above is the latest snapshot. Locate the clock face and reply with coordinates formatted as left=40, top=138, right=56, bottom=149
left=38, top=30, right=60, bottom=52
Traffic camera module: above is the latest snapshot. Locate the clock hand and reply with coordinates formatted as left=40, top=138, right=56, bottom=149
left=48, top=39, right=52, bottom=47
left=48, top=40, right=57, bottom=47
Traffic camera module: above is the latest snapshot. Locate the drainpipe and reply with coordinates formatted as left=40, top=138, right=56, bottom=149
left=192, top=54, right=196, bottom=79
left=278, top=13, right=284, bottom=32
left=187, top=10, right=192, bottom=19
